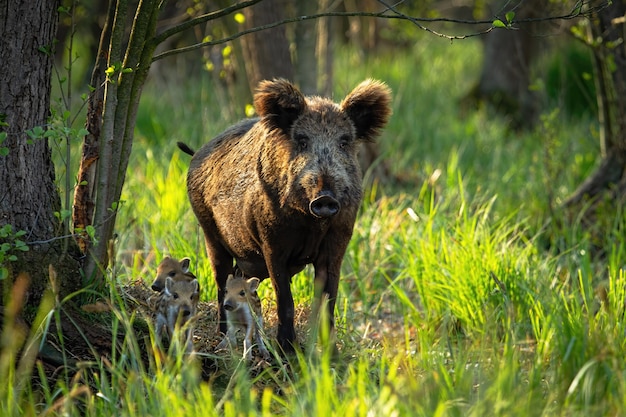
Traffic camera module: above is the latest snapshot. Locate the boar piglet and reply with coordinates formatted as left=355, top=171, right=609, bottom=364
left=180, top=78, right=391, bottom=352
left=151, top=256, right=196, bottom=292
left=216, top=273, right=270, bottom=361
left=153, top=277, right=199, bottom=354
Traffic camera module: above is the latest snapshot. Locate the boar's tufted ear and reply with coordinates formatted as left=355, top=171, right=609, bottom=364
left=340, top=79, right=392, bottom=141
left=254, top=79, right=306, bottom=132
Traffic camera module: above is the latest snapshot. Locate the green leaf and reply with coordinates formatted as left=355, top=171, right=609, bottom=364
left=0, top=147, right=8, bottom=156
left=505, top=11, right=515, bottom=23
left=492, top=19, right=506, bottom=28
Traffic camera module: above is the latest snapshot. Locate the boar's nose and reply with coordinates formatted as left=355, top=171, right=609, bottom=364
left=151, top=282, right=163, bottom=292
left=224, top=301, right=235, bottom=311
left=309, top=195, right=340, bottom=218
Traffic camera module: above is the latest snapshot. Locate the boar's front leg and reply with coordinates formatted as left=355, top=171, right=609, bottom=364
left=269, top=268, right=297, bottom=353
left=312, top=249, right=342, bottom=340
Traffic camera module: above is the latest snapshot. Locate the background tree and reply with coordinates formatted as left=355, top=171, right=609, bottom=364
left=239, top=0, right=294, bottom=94
left=462, top=0, right=545, bottom=129
left=563, top=0, right=626, bottom=212
left=0, top=0, right=81, bottom=304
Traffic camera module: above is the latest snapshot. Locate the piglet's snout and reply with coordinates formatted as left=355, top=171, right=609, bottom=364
left=309, top=194, right=340, bottom=218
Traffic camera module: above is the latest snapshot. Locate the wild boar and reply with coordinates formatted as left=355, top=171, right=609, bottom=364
left=179, top=78, right=392, bottom=352
left=153, top=276, right=200, bottom=354
left=151, top=256, right=195, bottom=292
left=216, top=273, right=270, bottom=361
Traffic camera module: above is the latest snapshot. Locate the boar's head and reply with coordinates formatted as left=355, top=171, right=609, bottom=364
left=253, top=79, right=392, bottom=220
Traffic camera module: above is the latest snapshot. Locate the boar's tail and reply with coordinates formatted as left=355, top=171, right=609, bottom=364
left=177, top=141, right=195, bottom=156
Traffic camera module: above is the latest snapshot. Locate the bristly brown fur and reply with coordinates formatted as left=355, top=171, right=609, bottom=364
left=181, top=78, right=392, bottom=353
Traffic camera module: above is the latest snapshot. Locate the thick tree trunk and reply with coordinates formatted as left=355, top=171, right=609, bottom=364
left=240, top=0, right=294, bottom=93
left=0, top=0, right=81, bottom=305
left=462, top=0, right=543, bottom=129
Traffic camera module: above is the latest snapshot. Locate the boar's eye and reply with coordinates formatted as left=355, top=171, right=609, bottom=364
left=167, top=271, right=176, bottom=277
left=295, top=133, right=308, bottom=151
left=239, top=290, right=246, bottom=297
left=173, top=292, right=179, bottom=300
left=339, top=134, right=351, bottom=149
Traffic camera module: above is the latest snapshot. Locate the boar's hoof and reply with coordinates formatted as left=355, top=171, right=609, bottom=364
left=309, top=195, right=340, bottom=218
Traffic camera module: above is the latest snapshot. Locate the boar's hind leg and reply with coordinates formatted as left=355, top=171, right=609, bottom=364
left=206, top=239, right=234, bottom=335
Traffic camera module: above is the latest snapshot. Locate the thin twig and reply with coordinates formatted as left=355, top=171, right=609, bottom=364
left=152, top=0, right=612, bottom=62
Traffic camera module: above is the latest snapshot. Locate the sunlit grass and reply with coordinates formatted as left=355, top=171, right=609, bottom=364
left=13, top=37, right=624, bottom=416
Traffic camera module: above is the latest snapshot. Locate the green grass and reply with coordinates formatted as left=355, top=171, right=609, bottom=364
left=5, top=36, right=626, bottom=416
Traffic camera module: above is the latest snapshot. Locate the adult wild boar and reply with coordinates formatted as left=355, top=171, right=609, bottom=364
left=180, top=78, right=391, bottom=352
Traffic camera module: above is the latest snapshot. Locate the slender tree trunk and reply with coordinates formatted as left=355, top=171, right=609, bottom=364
left=0, top=0, right=80, bottom=305
left=240, top=0, right=294, bottom=93
left=294, top=1, right=318, bottom=95
left=564, top=0, right=626, bottom=207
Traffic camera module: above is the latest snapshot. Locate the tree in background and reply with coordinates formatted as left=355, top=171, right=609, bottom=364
left=239, top=0, right=294, bottom=93
left=0, top=1, right=81, bottom=303
left=463, top=0, right=545, bottom=129
left=563, top=0, right=626, bottom=220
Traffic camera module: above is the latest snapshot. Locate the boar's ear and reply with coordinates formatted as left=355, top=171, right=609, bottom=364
left=341, top=79, right=392, bottom=141
left=254, top=78, right=306, bottom=132
left=179, top=257, right=191, bottom=273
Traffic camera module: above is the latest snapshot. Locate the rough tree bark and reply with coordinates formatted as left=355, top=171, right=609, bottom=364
left=0, top=0, right=81, bottom=305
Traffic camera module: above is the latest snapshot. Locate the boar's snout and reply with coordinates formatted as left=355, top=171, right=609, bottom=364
left=224, top=300, right=235, bottom=311
left=309, top=194, right=341, bottom=218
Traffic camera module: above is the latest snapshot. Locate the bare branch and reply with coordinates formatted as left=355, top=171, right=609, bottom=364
left=152, top=0, right=613, bottom=62
left=152, top=0, right=263, bottom=46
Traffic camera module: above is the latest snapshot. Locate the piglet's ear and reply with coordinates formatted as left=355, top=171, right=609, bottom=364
left=254, top=78, right=306, bottom=132
left=341, top=79, right=392, bottom=142
left=180, top=257, right=191, bottom=273
left=165, top=276, right=174, bottom=295
left=247, top=277, right=261, bottom=293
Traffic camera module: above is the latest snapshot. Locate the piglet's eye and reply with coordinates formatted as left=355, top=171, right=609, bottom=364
left=173, top=293, right=179, bottom=299
left=239, top=290, right=246, bottom=297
